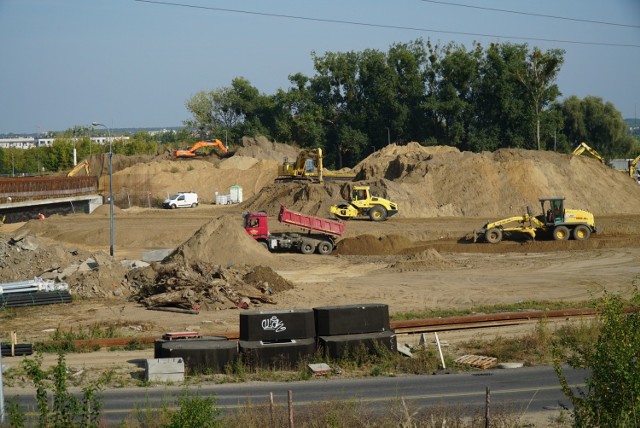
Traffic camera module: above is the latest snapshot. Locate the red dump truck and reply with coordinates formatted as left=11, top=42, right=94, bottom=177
left=244, top=206, right=345, bottom=255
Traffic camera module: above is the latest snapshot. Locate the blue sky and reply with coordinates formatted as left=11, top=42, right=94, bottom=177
left=1, top=0, right=639, bottom=135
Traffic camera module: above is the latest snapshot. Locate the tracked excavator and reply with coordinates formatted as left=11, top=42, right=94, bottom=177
left=173, top=140, right=228, bottom=158
left=277, top=148, right=356, bottom=182
left=473, top=197, right=598, bottom=243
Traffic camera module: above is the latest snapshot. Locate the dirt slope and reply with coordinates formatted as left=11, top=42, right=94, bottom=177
left=239, top=142, right=640, bottom=219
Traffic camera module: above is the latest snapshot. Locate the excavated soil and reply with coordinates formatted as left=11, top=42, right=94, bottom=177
left=2, top=139, right=640, bottom=390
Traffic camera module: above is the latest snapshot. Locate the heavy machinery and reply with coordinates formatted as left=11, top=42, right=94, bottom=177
left=329, top=185, right=398, bottom=222
left=66, top=159, right=90, bottom=177
left=244, top=205, right=345, bottom=255
left=277, top=148, right=356, bottom=182
left=571, top=142, right=605, bottom=164
left=473, top=197, right=598, bottom=243
left=626, top=154, right=640, bottom=179
left=173, top=140, right=228, bottom=158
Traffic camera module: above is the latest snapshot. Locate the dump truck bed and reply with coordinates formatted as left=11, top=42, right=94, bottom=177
left=278, top=206, right=345, bottom=237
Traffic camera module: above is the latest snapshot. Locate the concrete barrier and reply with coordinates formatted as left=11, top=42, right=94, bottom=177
left=145, top=358, right=185, bottom=382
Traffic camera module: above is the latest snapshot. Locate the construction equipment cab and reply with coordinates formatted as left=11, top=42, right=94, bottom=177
left=329, top=186, right=398, bottom=222
left=162, top=192, right=199, bottom=209
left=173, top=140, right=228, bottom=158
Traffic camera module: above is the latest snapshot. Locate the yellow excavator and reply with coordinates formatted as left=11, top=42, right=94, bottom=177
left=571, top=142, right=605, bottom=164
left=626, top=154, right=640, bottom=178
left=67, top=159, right=90, bottom=177
left=173, top=140, right=228, bottom=158
left=329, top=185, right=399, bottom=221
left=473, top=197, right=598, bottom=243
left=277, top=148, right=356, bottom=183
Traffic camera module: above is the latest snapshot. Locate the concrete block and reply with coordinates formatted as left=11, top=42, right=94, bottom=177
left=145, top=358, right=185, bottom=382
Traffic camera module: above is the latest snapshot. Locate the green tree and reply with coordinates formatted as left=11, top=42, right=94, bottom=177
left=184, top=86, right=245, bottom=140
left=515, top=47, right=564, bottom=150
left=556, top=96, right=633, bottom=158
left=472, top=42, right=531, bottom=151
left=554, top=290, right=640, bottom=427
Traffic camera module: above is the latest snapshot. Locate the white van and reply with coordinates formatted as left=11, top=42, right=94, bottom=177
left=162, top=192, right=198, bottom=209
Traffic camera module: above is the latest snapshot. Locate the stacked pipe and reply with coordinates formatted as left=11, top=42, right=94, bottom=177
left=0, top=278, right=71, bottom=308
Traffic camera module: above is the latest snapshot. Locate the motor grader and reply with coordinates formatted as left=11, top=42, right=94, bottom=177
left=329, top=185, right=398, bottom=222
left=473, top=197, right=598, bottom=243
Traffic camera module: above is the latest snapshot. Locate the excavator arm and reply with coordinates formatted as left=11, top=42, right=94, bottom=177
left=67, top=159, right=90, bottom=177
left=628, top=155, right=640, bottom=178
left=571, top=142, right=605, bottom=164
left=174, top=140, right=228, bottom=158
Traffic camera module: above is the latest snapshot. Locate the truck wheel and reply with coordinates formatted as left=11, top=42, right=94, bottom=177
left=316, top=241, right=333, bottom=255
left=191, top=203, right=197, bottom=208
left=369, top=205, right=388, bottom=221
left=572, top=224, right=591, bottom=241
left=300, top=240, right=315, bottom=254
left=553, top=226, right=570, bottom=241
left=485, top=227, right=503, bottom=244
left=259, top=241, right=270, bottom=251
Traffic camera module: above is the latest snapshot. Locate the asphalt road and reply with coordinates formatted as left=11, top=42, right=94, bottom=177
left=5, top=365, right=586, bottom=425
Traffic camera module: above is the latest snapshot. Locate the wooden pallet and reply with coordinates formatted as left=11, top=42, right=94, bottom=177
left=162, top=331, right=202, bottom=341
left=454, top=354, right=497, bottom=369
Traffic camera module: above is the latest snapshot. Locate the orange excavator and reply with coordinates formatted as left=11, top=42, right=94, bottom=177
left=173, top=140, right=228, bottom=158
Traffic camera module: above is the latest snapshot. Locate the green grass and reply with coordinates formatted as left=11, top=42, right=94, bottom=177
left=391, top=299, right=595, bottom=321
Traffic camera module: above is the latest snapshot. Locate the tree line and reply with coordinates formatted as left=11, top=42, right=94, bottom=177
left=1, top=39, right=637, bottom=175
left=185, top=39, right=637, bottom=168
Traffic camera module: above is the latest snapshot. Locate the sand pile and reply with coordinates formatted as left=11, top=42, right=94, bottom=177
left=238, top=142, right=640, bottom=219
left=335, top=234, right=416, bottom=255
left=108, top=136, right=302, bottom=204
left=166, top=214, right=280, bottom=267
left=241, top=181, right=347, bottom=217
left=353, top=144, right=640, bottom=217
left=232, top=136, right=300, bottom=161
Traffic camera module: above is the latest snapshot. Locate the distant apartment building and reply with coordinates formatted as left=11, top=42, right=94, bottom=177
left=0, top=136, right=128, bottom=149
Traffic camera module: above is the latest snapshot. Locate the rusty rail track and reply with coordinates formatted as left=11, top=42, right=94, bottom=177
left=34, top=307, right=626, bottom=350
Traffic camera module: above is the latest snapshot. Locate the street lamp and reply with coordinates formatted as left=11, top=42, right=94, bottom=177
left=91, top=122, right=114, bottom=257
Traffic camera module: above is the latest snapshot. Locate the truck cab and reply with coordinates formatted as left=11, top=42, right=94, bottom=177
left=243, top=212, right=269, bottom=239
left=162, top=192, right=198, bottom=209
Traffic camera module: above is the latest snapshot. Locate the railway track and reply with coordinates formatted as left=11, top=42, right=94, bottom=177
left=39, top=307, right=613, bottom=349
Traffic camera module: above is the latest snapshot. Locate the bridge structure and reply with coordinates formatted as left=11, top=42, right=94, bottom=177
left=0, top=176, right=103, bottom=224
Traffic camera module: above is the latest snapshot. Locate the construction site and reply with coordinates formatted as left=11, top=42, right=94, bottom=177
left=1, top=136, right=640, bottom=390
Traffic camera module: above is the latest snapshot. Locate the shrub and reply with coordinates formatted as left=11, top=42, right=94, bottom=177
left=554, top=289, right=640, bottom=427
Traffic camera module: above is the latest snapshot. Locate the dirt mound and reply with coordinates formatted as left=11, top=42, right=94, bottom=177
left=112, top=156, right=279, bottom=204
left=167, top=214, right=281, bottom=267
left=129, top=262, right=293, bottom=311
left=240, top=181, right=347, bottom=217
left=335, top=234, right=416, bottom=255
left=237, top=143, right=640, bottom=219
left=353, top=144, right=640, bottom=217
left=233, top=136, right=300, bottom=161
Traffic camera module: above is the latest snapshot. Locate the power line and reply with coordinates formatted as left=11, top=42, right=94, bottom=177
left=133, top=0, right=640, bottom=48
left=418, top=0, right=640, bottom=29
